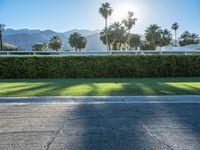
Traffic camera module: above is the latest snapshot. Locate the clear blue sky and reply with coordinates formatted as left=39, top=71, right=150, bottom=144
left=0, top=0, right=200, bottom=35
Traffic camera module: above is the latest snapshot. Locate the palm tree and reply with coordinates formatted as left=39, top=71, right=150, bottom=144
left=160, top=29, right=172, bottom=47
left=171, top=23, right=179, bottom=47
left=145, top=24, right=162, bottom=50
left=123, top=11, right=137, bottom=50
left=179, top=31, right=199, bottom=46
left=100, top=27, right=113, bottom=50
left=110, top=22, right=127, bottom=50
left=48, top=36, right=63, bottom=51
left=129, top=34, right=141, bottom=50
left=32, top=43, right=48, bottom=51
left=68, top=32, right=87, bottom=51
left=99, top=2, right=113, bottom=51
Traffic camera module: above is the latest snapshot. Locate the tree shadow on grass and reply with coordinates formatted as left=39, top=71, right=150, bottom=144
left=0, top=78, right=199, bottom=96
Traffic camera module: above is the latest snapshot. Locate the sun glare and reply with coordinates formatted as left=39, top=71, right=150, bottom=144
left=112, top=4, right=134, bottom=21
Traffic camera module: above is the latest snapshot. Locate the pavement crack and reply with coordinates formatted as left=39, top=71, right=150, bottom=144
left=141, top=123, right=174, bottom=150
left=45, top=119, right=68, bottom=150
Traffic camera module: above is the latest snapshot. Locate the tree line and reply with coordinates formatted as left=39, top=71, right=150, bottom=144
left=32, top=33, right=87, bottom=51
left=99, top=2, right=200, bottom=51
left=33, top=2, right=200, bottom=51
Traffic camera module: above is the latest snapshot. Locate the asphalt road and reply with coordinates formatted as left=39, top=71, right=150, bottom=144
left=0, top=102, right=200, bottom=150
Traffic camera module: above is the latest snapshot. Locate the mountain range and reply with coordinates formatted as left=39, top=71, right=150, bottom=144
left=3, top=29, right=106, bottom=51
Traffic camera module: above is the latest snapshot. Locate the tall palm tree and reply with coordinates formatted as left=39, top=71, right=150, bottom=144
left=145, top=24, right=162, bottom=50
left=99, top=2, right=113, bottom=51
left=68, top=32, right=80, bottom=51
left=171, top=23, right=179, bottom=47
left=123, top=11, right=137, bottom=50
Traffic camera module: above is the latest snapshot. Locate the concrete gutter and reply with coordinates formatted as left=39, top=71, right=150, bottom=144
left=0, top=96, right=200, bottom=104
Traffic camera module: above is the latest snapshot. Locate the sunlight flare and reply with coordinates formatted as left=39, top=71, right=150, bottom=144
left=113, top=4, right=134, bottom=21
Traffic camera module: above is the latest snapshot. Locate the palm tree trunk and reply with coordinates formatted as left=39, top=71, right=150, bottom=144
left=105, top=19, right=109, bottom=51
left=175, top=30, right=177, bottom=47
left=128, top=29, right=131, bottom=50
left=0, top=31, right=3, bottom=51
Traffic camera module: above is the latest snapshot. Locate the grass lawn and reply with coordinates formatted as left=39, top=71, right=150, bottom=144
left=0, top=77, right=199, bottom=97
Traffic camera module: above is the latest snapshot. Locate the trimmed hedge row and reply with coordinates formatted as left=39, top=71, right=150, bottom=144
left=0, top=55, right=200, bottom=78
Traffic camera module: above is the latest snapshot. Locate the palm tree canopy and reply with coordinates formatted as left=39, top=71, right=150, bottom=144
left=100, top=26, right=114, bottom=45
left=145, top=24, right=162, bottom=41
left=68, top=32, right=87, bottom=50
left=179, top=31, right=200, bottom=46
left=160, top=29, right=172, bottom=46
left=123, top=11, right=137, bottom=30
left=99, top=2, right=113, bottom=19
left=111, top=22, right=127, bottom=42
left=48, top=36, right=63, bottom=51
left=172, top=23, right=179, bottom=31
left=145, top=24, right=162, bottom=49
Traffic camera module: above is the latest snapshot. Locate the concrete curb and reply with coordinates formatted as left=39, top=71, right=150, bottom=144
left=0, top=96, right=200, bottom=104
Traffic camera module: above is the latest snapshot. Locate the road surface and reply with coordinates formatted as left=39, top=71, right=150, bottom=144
left=0, top=97, right=200, bottom=150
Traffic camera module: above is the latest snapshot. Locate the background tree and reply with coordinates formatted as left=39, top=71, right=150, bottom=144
left=129, top=34, right=141, bottom=50
left=77, top=36, right=87, bottom=51
left=145, top=24, right=162, bottom=50
left=99, top=2, right=113, bottom=51
left=3, top=43, right=20, bottom=51
left=171, top=23, right=179, bottom=47
left=139, top=40, right=151, bottom=50
left=179, top=31, right=200, bottom=46
left=123, top=11, right=137, bottom=50
left=110, top=22, right=127, bottom=50
left=68, top=32, right=87, bottom=51
left=100, top=27, right=113, bottom=50
left=159, top=29, right=172, bottom=47
left=32, top=43, right=48, bottom=51
left=48, top=36, right=63, bottom=51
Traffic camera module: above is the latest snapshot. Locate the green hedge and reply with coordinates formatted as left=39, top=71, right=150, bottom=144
left=0, top=55, right=200, bottom=78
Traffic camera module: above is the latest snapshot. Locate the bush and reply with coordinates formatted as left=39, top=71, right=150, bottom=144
left=0, top=55, right=200, bottom=79
left=3, top=43, right=19, bottom=51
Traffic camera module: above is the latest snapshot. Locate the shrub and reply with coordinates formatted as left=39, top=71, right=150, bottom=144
left=0, top=55, right=200, bottom=79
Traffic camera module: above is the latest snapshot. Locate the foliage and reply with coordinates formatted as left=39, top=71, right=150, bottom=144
left=100, top=22, right=128, bottom=50
left=130, top=34, right=141, bottom=50
left=159, top=29, right=172, bottom=47
left=145, top=24, right=162, bottom=50
left=172, top=23, right=179, bottom=31
left=0, top=55, right=200, bottom=79
left=98, top=2, right=113, bottom=20
left=110, top=22, right=127, bottom=50
left=179, top=31, right=200, bottom=47
left=3, top=43, right=20, bottom=51
left=123, top=11, right=137, bottom=49
left=48, top=36, right=63, bottom=51
left=100, top=27, right=113, bottom=50
left=139, top=41, right=153, bottom=50
left=68, top=32, right=87, bottom=51
left=145, top=24, right=172, bottom=50
left=32, top=43, right=48, bottom=51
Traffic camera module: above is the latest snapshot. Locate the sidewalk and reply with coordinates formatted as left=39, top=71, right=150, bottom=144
left=0, top=95, right=200, bottom=104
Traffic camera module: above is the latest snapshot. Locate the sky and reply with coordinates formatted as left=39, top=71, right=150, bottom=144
left=0, top=0, right=200, bottom=36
